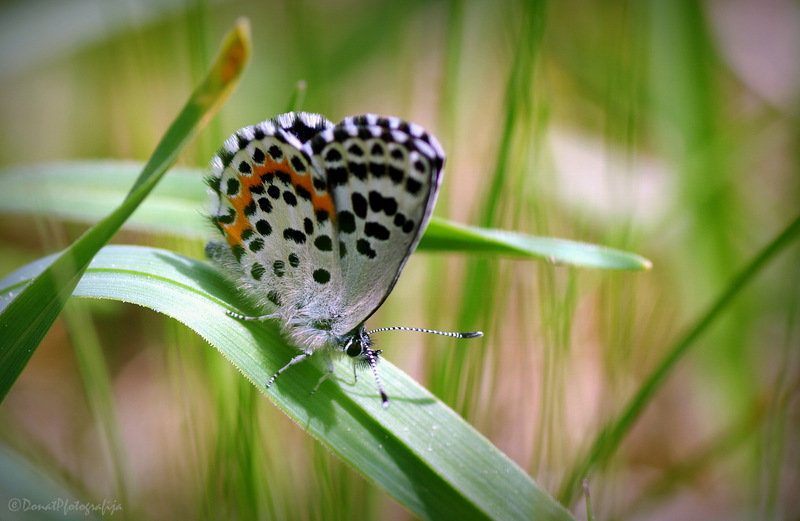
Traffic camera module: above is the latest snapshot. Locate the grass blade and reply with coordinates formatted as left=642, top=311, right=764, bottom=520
left=422, top=219, right=652, bottom=270
left=0, top=19, right=251, bottom=402
left=0, top=161, right=651, bottom=271
left=557, top=213, right=800, bottom=506
left=0, top=245, right=576, bottom=521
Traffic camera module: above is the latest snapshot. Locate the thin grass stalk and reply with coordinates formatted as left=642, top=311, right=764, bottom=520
left=558, top=213, right=800, bottom=506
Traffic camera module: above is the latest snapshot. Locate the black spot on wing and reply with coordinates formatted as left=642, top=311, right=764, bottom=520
left=338, top=211, right=356, bottom=233
left=273, top=260, right=285, bottom=277
left=251, top=262, right=266, bottom=281
left=249, top=238, right=265, bottom=252
left=356, top=239, right=377, bottom=259
left=314, top=235, right=332, bottom=251
left=267, top=145, right=283, bottom=160
left=313, top=268, right=331, bottom=284
left=351, top=192, right=368, bottom=219
left=364, top=222, right=390, bottom=241
left=225, top=178, right=240, bottom=196
left=283, top=228, right=306, bottom=244
left=256, top=220, right=272, bottom=236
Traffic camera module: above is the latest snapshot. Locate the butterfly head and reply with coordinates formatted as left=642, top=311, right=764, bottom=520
left=344, top=327, right=383, bottom=367
left=342, top=325, right=389, bottom=409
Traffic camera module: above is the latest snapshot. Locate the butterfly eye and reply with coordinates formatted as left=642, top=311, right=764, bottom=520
left=346, top=341, right=363, bottom=358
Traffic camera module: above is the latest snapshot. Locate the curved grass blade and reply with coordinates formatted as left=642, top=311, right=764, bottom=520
left=0, top=19, right=251, bottom=402
left=557, top=213, right=800, bottom=506
left=0, top=245, right=576, bottom=521
left=0, top=161, right=651, bottom=271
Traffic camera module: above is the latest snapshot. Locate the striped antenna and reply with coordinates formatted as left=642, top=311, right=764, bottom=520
left=367, top=326, right=483, bottom=339
left=365, top=326, right=481, bottom=409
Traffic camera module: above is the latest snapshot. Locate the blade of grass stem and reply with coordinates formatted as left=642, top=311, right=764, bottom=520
left=0, top=162, right=652, bottom=271
left=0, top=245, right=577, bottom=521
left=557, top=213, right=800, bottom=506
left=0, top=19, right=251, bottom=402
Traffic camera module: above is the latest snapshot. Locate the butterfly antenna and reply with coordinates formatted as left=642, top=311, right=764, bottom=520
left=365, top=347, right=390, bottom=409
left=367, top=326, right=483, bottom=339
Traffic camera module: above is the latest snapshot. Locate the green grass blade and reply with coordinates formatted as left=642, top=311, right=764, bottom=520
left=476, top=0, right=546, bottom=229
left=557, top=213, right=800, bottom=506
left=0, top=245, right=576, bottom=521
left=422, top=219, right=652, bottom=270
left=0, top=20, right=250, bottom=402
left=0, top=161, right=651, bottom=270
left=0, top=162, right=209, bottom=238
left=286, top=80, right=308, bottom=112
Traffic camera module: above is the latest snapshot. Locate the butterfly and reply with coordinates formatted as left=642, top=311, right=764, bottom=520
left=206, top=112, right=481, bottom=408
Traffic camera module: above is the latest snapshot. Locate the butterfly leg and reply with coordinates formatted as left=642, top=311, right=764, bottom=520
left=266, top=350, right=312, bottom=388
left=310, top=357, right=335, bottom=396
left=227, top=310, right=278, bottom=321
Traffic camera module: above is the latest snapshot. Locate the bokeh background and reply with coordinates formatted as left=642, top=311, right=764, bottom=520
left=1, top=0, right=798, bottom=519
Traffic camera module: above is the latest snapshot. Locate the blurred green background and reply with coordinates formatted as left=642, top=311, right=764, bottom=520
left=1, top=0, right=798, bottom=519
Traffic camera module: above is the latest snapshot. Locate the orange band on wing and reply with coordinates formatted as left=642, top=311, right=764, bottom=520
left=251, top=157, right=335, bottom=220
left=220, top=156, right=335, bottom=248
left=222, top=189, right=252, bottom=249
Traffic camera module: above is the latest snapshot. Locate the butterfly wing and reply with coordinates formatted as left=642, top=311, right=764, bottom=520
left=206, top=112, right=346, bottom=321
left=207, top=112, right=445, bottom=345
left=303, top=114, right=445, bottom=334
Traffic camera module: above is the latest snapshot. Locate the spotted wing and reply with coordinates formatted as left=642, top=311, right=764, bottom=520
left=303, top=114, right=445, bottom=334
left=206, top=112, right=345, bottom=316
